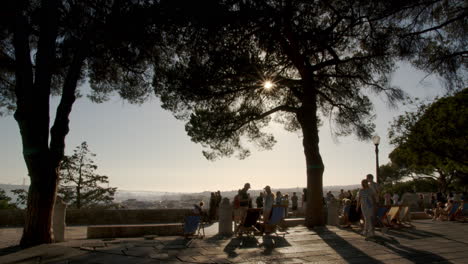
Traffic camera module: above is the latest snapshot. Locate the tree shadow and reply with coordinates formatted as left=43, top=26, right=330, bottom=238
left=326, top=225, right=451, bottom=263
left=259, top=234, right=291, bottom=255
left=223, top=236, right=260, bottom=258
left=315, top=227, right=384, bottom=263
left=384, top=227, right=444, bottom=240
left=371, top=235, right=450, bottom=263
left=0, top=245, right=22, bottom=257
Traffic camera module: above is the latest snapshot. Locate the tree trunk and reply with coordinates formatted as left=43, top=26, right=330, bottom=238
left=12, top=0, right=84, bottom=248
left=20, top=153, right=59, bottom=247
left=297, top=87, right=325, bottom=227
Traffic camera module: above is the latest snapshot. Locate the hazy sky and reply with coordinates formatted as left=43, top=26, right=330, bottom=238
left=0, top=62, right=444, bottom=192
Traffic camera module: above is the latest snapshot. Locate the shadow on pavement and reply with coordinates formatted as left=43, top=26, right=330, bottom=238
left=372, top=235, right=450, bottom=264
left=0, top=245, right=22, bottom=257
left=222, top=234, right=292, bottom=259
left=384, top=227, right=443, bottom=240
left=332, top=225, right=451, bottom=263
left=316, top=227, right=384, bottom=263
left=259, top=235, right=291, bottom=255
left=223, top=236, right=260, bottom=258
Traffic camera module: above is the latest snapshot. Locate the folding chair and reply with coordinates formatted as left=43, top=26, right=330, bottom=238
left=398, top=206, right=411, bottom=224
left=265, top=205, right=288, bottom=236
left=447, top=203, right=460, bottom=221
left=183, top=215, right=205, bottom=238
left=455, top=203, right=468, bottom=222
left=385, top=206, right=401, bottom=227
left=375, top=207, right=389, bottom=233
left=235, top=208, right=262, bottom=237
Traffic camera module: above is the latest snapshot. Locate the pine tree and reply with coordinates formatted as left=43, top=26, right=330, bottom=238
left=59, top=142, right=116, bottom=209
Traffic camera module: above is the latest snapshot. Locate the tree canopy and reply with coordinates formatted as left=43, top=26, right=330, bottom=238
left=380, top=0, right=467, bottom=90
left=1, top=0, right=171, bottom=247
left=154, top=0, right=406, bottom=226
left=155, top=0, right=405, bottom=159
left=388, top=88, right=468, bottom=191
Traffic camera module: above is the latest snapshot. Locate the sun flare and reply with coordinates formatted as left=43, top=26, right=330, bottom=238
left=263, top=80, right=274, bottom=90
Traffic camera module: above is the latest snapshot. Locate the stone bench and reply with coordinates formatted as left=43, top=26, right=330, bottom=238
left=87, top=223, right=183, bottom=239
left=284, top=218, right=305, bottom=227
left=410, top=212, right=432, bottom=220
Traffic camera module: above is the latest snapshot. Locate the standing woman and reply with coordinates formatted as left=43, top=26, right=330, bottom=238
left=357, top=179, right=376, bottom=238
left=263, top=186, right=275, bottom=223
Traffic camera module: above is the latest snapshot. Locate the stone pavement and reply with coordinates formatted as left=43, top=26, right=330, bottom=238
left=1, top=220, right=467, bottom=264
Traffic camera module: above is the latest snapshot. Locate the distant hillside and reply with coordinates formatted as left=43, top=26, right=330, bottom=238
left=1, top=183, right=360, bottom=202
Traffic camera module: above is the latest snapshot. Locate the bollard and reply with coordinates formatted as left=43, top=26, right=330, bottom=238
left=53, top=196, right=67, bottom=242
left=327, top=199, right=339, bottom=226
left=218, top=198, right=233, bottom=236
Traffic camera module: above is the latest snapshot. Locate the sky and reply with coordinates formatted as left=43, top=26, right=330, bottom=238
left=0, top=62, right=445, bottom=193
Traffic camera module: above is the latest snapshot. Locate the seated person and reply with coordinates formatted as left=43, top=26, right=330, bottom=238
left=339, top=198, right=352, bottom=227
left=439, top=200, right=456, bottom=221
left=193, top=201, right=204, bottom=215
left=425, top=202, right=445, bottom=220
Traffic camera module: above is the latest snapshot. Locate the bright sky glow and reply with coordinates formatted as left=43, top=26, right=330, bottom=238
left=0, top=63, right=445, bottom=192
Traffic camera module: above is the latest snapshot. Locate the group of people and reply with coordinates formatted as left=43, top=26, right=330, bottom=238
left=231, top=183, right=305, bottom=225
left=425, top=191, right=467, bottom=221
left=335, top=174, right=380, bottom=238
left=208, top=191, right=222, bottom=221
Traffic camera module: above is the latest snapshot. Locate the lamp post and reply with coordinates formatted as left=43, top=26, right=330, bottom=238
left=372, top=135, right=381, bottom=184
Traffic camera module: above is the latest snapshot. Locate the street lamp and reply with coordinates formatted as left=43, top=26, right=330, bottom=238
left=372, top=135, right=381, bottom=184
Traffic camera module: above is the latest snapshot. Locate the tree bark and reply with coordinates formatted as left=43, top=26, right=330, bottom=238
left=20, top=153, right=60, bottom=247
left=12, top=0, right=60, bottom=247
left=12, top=0, right=87, bottom=247
left=297, top=82, right=325, bottom=227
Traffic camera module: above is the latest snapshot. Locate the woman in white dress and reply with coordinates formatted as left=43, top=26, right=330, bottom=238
left=357, top=179, right=376, bottom=238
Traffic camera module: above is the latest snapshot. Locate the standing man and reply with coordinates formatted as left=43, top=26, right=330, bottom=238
left=256, top=192, right=264, bottom=209
left=338, top=189, right=346, bottom=201
left=215, top=190, right=222, bottom=220
left=291, top=192, right=299, bottom=216
left=209, top=192, right=216, bottom=222
left=367, top=174, right=380, bottom=204
left=239, top=183, right=251, bottom=220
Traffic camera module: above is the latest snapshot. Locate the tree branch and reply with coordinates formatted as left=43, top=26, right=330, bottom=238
left=234, top=105, right=298, bottom=132
left=12, top=1, right=34, bottom=119
left=402, top=12, right=467, bottom=37
left=50, top=39, right=88, bottom=165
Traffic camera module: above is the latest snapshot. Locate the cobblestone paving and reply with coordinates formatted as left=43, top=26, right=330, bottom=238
left=1, top=220, right=467, bottom=263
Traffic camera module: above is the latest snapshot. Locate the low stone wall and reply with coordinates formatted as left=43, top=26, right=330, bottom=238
left=0, top=209, right=25, bottom=227
left=87, top=223, right=184, bottom=238
left=0, top=209, right=194, bottom=227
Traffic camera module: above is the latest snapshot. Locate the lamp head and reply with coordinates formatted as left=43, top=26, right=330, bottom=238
left=372, top=135, right=381, bottom=145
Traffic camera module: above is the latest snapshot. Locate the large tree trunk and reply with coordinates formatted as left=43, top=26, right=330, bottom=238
left=13, top=0, right=60, bottom=247
left=297, top=87, right=325, bottom=227
left=20, top=152, right=59, bottom=247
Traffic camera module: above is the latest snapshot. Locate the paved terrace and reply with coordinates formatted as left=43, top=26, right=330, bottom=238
left=1, top=220, right=467, bottom=264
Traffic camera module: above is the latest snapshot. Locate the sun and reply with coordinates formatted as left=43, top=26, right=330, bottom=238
left=263, top=80, right=274, bottom=90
